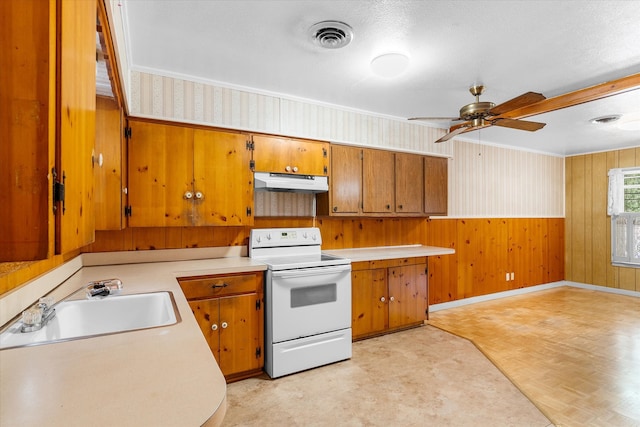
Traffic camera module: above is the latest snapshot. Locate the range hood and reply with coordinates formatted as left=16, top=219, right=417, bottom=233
left=254, top=172, right=328, bottom=193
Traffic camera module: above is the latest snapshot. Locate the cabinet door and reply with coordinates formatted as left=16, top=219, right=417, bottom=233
left=388, top=264, right=428, bottom=329
left=56, top=0, right=96, bottom=253
left=188, top=299, right=221, bottom=365
left=329, top=145, right=362, bottom=214
left=0, top=1, right=52, bottom=261
left=218, top=294, right=263, bottom=377
left=351, top=268, right=388, bottom=339
left=424, top=156, right=448, bottom=215
left=395, top=153, right=424, bottom=214
left=193, top=129, right=253, bottom=226
left=94, top=97, right=125, bottom=230
left=252, top=135, right=329, bottom=176
left=363, top=149, right=394, bottom=213
left=127, top=120, right=194, bottom=227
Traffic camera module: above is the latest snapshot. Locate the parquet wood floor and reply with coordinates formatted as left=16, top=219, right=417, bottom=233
left=429, top=286, right=640, bottom=427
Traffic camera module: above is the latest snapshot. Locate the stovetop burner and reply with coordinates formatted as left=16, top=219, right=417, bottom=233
left=248, top=227, right=350, bottom=270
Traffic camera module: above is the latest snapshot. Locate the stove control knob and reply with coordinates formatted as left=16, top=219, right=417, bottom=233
left=302, top=232, right=308, bottom=239
left=256, top=236, right=261, bottom=243
left=266, top=233, right=272, bottom=240
left=311, top=233, right=317, bottom=241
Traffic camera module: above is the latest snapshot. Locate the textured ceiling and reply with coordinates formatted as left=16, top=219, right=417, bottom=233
left=119, top=0, right=640, bottom=156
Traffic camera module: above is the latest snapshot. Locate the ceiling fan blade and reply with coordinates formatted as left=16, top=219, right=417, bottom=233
left=435, top=125, right=472, bottom=143
left=489, top=92, right=546, bottom=116
left=491, top=118, right=546, bottom=131
left=494, top=72, right=640, bottom=120
left=408, top=116, right=461, bottom=121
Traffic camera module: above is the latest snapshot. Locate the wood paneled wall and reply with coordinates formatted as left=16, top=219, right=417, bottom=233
left=425, top=218, right=564, bottom=304
left=565, top=147, right=640, bottom=291
left=79, top=216, right=563, bottom=305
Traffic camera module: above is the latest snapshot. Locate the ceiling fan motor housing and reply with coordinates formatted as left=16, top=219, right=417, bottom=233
left=459, top=101, right=495, bottom=120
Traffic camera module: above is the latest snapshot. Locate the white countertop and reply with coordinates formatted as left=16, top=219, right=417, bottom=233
left=0, top=254, right=267, bottom=427
left=0, top=244, right=452, bottom=426
left=323, top=244, right=455, bottom=262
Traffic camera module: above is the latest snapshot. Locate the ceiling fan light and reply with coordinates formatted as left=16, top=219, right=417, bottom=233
left=370, top=53, right=409, bottom=78
left=617, top=112, right=640, bottom=131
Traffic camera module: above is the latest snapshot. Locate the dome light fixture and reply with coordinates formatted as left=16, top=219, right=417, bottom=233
left=370, top=53, right=410, bottom=78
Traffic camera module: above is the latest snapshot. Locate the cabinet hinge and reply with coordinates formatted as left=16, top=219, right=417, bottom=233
left=124, top=205, right=132, bottom=217
left=246, top=207, right=252, bottom=217
left=246, top=140, right=254, bottom=151
left=255, top=346, right=261, bottom=359
left=124, top=126, right=132, bottom=139
left=323, top=148, right=327, bottom=158
left=249, top=159, right=255, bottom=170
left=255, top=299, right=261, bottom=310
left=323, top=165, right=328, bottom=175
left=52, top=168, right=66, bottom=215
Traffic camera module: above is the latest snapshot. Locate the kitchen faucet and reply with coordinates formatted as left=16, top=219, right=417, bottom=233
left=20, top=279, right=122, bottom=333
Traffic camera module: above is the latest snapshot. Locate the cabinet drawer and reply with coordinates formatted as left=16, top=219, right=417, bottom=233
left=179, top=273, right=260, bottom=300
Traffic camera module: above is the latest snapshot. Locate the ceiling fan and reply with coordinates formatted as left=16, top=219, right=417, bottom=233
left=409, top=85, right=547, bottom=143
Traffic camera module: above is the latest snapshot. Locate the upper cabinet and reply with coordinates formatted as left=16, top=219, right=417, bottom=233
left=56, top=0, right=97, bottom=254
left=363, top=149, right=395, bottom=214
left=127, top=119, right=254, bottom=227
left=395, top=153, right=424, bottom=214
left=424, top=156, right=448, bottom=215
left=94, top=97, right=126, bottom=231
left=1, top=0, right=96, bottom=261
left=251, top=135, right=329, bottom=176
left=319, top=145, right=447, bottom=217
left=325, top=145, right=362, bottom=214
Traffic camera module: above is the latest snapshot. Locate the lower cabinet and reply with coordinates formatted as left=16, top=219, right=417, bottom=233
left=351, top=257, right=428, bottom=340
left=178, top=272, right=264, bottom=382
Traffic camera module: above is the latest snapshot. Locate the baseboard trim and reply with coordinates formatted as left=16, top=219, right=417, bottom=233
left=430, top=280, right=640, bottom=313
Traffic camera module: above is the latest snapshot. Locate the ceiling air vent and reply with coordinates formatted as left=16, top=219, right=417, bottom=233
left=309, top=21, right=353, bottom=49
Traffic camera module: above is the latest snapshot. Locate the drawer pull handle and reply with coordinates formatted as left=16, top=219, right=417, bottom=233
left=211, top=283, right=229, bottom=289
left=390, top=296, right=395, bottom=302
left=211, top=323, right=218, bottom=331
left=221, top=322, right=228, bottom=329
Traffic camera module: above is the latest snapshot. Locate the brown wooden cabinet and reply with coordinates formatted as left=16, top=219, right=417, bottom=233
left=178, top=272, right=264, bottom=382
left=320, top=145, right=362, bottom=214
left=319, top=145, right=445, bottom=218
left=56, top=0, right=97, bottom=255
left=127, top=119, right=254, bottom=227
left=363, top=149, right=395, bottom=214
left=351, top=257, right=428, bottom=340
left=395, top=153, right=424, bottom=214
left=94, top=97, right=126, bottom=230
left=424, top=156, right=448, bottom=215
left=1, top=0, right=96, bottom=261
left=251, top=134, right=329, bottom=176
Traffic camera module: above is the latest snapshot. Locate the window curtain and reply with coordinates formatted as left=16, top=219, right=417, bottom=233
left=608, top=168, right=624, bottom=215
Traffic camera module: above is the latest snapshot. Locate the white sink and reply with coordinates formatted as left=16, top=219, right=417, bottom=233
left=0, top=292, right=180, bottom=350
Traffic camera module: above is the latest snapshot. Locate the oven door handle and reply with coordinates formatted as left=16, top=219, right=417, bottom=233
left=271, top=264, right=351, bottom=279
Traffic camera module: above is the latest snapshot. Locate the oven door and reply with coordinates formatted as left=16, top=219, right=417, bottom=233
left=268, top=264, right=351, bottom=343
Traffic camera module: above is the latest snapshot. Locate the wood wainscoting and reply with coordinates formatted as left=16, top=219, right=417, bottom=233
left=76, top=217, right=564, bottom=306
left=2, top=217, right=564, bottom=301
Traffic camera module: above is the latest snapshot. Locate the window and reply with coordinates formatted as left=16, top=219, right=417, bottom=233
left=609, top=167, right=640, bottom=266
